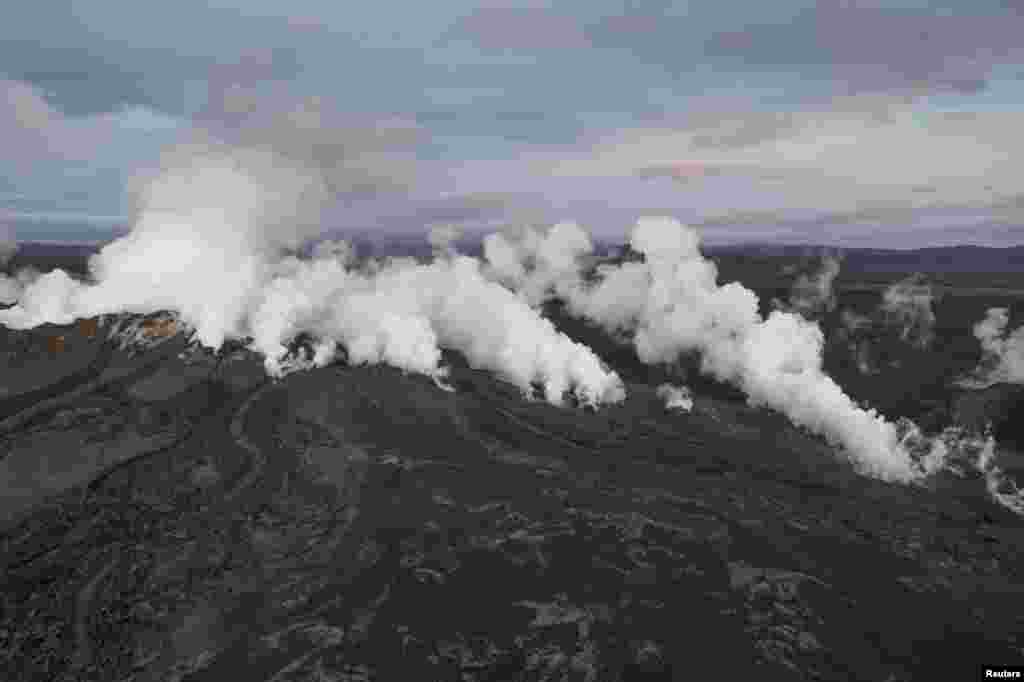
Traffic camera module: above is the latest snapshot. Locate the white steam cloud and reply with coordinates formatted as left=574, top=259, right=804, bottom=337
left=880, top=273, right=936, bottom=350
left=774, top=253, right=842, bottom=317
left=246, top=249, right=625, bottom=405
left=972, top=434, right=1024, bottom=516
left=0, top=267, right=44, bottom=309
left=835, top=309, right=877, bottom=374
left=486, top=216, right=951, bottom=482
left=968, top=308, right=1024, bottom=386
left=657, top=383, right=693, bottom=412
left=0, top=280, right=20, bottom=305
left=0, top=94, right=624, bottom=408
left=483, top=221, right=595, bottom=308
left=833, top=274, right=936, bottom=375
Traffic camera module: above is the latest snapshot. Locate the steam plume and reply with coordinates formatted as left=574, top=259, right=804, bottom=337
left=657, top=384, right=693, bottom=412
left=879, top=273, right=936, bottom=349
left=969, top=308, right=1024, bottom=385
left=0, top=91, right=624, bottom=407
left=774, top=253, right=842, bottom=317
left=834, top=274, right=936, bottom=375
left=488, top=216, right=948, bottom=481
left=483, top=221, right=594, bottom=307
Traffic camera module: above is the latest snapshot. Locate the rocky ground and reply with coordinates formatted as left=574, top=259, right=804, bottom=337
left=1, top=314, right=1023, bottom=681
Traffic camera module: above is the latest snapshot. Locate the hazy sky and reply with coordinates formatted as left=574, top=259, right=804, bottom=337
left=2, top=0, right=1023, bottom=247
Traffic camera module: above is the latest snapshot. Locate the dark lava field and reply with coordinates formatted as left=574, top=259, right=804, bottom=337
left=2, top=245, right=1024, bottom=681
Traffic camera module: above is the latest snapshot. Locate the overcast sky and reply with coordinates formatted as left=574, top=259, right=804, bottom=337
left=2, top=0, right=1023, bottom=247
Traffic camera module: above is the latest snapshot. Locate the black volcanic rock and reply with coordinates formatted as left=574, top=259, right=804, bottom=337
left=705, top=243, right=1024, bottom=275
left=952, top=383, right=1024, bottom=451
left=0, top=314, right=1023, bottom=681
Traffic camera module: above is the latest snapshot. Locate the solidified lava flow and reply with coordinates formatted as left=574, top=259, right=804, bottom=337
left=0, top=299, right=1023, bottom=681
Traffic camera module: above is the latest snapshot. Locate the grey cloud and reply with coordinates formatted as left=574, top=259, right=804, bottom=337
left=0, top=79, right=124, bottom=162
left=687, top=112, right=803, bottom=151
left=0, top=4, right=325, bottom=117
left=705, top=4, right=1024, bottom=94
left=0, top=80, right=59, bottom=159
left=133, top=89, right=427, bottom=236
left=0, top=0, right=1021, bottom=250
left=0, top=38, right=206, bottom=117
left=446, top=6, right=592, bottom=51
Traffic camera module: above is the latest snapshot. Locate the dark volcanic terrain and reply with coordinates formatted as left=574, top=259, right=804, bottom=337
left=1, top=246, right=1024, bottom=681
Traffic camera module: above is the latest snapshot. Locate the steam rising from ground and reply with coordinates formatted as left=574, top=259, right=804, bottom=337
left=973, top=436, right=1024, bottom=515
left=774, top=254, right=841, bottom=317
left=248, top=249, right=625, bottom=405
left=968, top=308, right=1024, bottom=385
left=0, top=269, right=34, bottom=306
left=657, top=384, right=693, bottom=412
left=483, top=222, right=595, bottom=308
left=486, top=217, right=962, bottom=482
left=880, top=273, right=936, bottom=350
left=0, top=96, right=624, bottom=407
left=834, top=274, right=937, bottom=375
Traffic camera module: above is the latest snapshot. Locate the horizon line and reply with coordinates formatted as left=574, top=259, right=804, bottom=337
left=11, top=237, right=1024, bottom=252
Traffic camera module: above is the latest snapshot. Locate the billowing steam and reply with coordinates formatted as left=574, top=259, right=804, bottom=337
left=0, top=267, right=42, bottom=307
left=0, top=281, right=20, bottom=305
left=0, top=269, right=32, bottom=306
left=774, top=253, right=842, bottom=317
left=973, top=434, right=1024, bottom=515
left=247, top=248, right=626, bottom=405
left=657, top=383, right=693, bottom=412
left=0, top=92, right=624, bottom=407
left=853, top=339, right=876, bottom=375
left=879, top=273, right=936, bottom=350
left=833, top=310, right=878, bottom=375
left=968, top=308, right=1024, bottom=385
left=483, top=222, right=594, bottom=308
left=833, top=274, right=936, bottom=375
left=486, top=216, right=952, bottom=482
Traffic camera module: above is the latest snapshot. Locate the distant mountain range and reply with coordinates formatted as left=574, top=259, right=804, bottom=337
left=6, top=239, right=1024, bottom=278
left=702, top=243, right=1024, bottom=273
